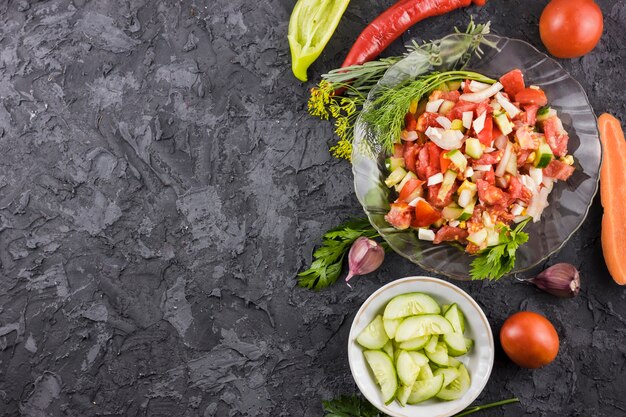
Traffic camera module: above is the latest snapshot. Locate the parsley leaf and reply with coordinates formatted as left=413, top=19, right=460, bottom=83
left=322, top=395, right=387, bottom=417
left=470, top=218, right=530, bottom=281
left=297, top=218, right=382, bottom=291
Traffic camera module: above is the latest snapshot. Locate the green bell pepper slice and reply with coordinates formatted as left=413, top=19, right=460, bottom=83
left=288, top=0, right=350, bottom=82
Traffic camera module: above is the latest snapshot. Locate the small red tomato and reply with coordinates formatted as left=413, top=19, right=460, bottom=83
left=540, top=0, right=603, bottom=58
left=515, top=88, right=548, bottom=107
left=411, top=200, right=441, bottom=228
left=500, top=311, right=560, bottom=368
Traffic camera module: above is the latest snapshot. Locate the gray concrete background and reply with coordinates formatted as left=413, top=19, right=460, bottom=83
left=0, top=0, right=624, bottom=416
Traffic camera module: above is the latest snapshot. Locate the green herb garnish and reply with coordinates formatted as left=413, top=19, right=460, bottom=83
left=297, top=218, right=381, bottom=290
left=470, top=218, right=531, bottom=281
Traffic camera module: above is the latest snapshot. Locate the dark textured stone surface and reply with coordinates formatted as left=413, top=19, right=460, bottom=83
left=0, top=0, right=624, bottom=416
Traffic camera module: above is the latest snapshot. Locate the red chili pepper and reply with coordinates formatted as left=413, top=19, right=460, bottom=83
left=341, top=0, right=487, bottom=68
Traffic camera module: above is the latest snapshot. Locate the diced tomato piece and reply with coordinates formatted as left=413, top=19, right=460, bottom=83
left=462, top=79, right=473, bottom=94
left=543, top=116, right=569, bottom=157
left=543, top=159, right=575, bottom=181
left=415, top=145, right=430, bottom=180
left=433, top=226, right=469, bottom=244
left=411, top=200, right=442, bottom=228
left=515, top=88, right=548, bottom=107
left=416, top=112, right=440, bottom=132
left=523, top=104, right=539, bottom=126
left=473, top=150, right=503, bottom=165
left=476, top=99, right=493, bottom=117
left=427, top=182, right=459, bottom=208
left=442, top=90, right=460, bottom=102
left=403, top=143, right=418, bottom=173
left=477, top=116, right=493, bottom=146
left=465, top=243, right=481, bottom=254
left=449, top=100, right=478, bottom=121
left=405, top=113, right=417, bottom=131
left=440, top=152, right=451, bottom=173
left=483, top=168, right=496, bottom=185
left=427, top=142, right=442, bottom=172
left=398, top=178, right=425, bottom=203
left=515, top=126, right=539, bottom=150
left=393, top=144, right=404, bottom=158
left=499, top=69, right=525, bottom=98
left=385, top=202, right=413, bottom=230
left=477, top=179, right=509, bottom=206
left=507, top=176, right=532, bottom=203
left=517, top=149, right=533, bottom=167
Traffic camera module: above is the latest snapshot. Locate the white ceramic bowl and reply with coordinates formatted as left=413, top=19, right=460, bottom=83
left=348, top=276, right=494, bottom=417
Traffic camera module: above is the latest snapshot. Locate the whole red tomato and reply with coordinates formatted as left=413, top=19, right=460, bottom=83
left=540, top=0, right=603, bottom=58
left=500, top=311, right=559, bottom=368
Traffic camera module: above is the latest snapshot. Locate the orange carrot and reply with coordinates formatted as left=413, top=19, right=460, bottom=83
left=598, top=114, right=626, bottom=285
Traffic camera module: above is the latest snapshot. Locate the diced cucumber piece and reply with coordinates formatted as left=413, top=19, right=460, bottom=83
left=465, top=138, right=483, bottom=159
left=396, top=350, right=421, bottom=386
left=486, top=228, right=502, bottom=247
left=505, top=150, right=518, bottom=175
left=450, top=119, right=465, bottom=131
left=442, top=203, right=464, bottom=220
left=382, top=340, right=394, bottom=359
left=356, top=315, right=389, bottom=349
left=407, top=375, right=444, bottom=404
left=439, top=100, right=456, bottom=116
left=363, top=350, right=398, bottom=404
left=536, top=106, right=556, bottom=122
left=434, top=367, right=460, bottom=387
left=465, top=338, right=474, bottom=352
left=443, top=332, right=468, bottom=356
left=383, top=293, right=440, bottom=320
left=458, top=179, right=477, bottom=195
left=443, top=304, right=465, bottom=333
left=425, top=342, right=449, bottom=367
left=383, top=318, right=402, bottom=339
left=437, top=170, right=458, bottom=201
left=397, top=384, right=413, bottom=407
left=395, top=171, right=418, bottom=192
left=467, top=228, right=488, bottom=246
left=385, top=166, right=408, bottom=187
left=436, top=364, right=470, bottom=401
left=407, top=351, right=429, bottom=367
left=494, top=111, right=513, bottom=136
left=385, top=157, right=406, bottom=172
left=458, top=200, right=475, bottom=221
left=447, top=357, right=462, bottom=368
left=534, top=143, right=554, bottom=168
left=445, top=150, right=467, bottom=173
left=425, top=335, right=439, bottom=353
left=398, top=336, right=430, bottom=351
left=417, top=361, right=434, bottom=380
left=446, top=80, right=462, bottom=91
left=394, top=315, right=454, bottom=342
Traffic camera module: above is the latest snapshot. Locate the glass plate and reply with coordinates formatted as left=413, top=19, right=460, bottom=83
left=352, top=35, right=602, bottom=280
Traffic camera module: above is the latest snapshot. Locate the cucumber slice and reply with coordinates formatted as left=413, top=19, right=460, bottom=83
left=443, top=304, right=465, bottom=333
left=443, top=332, right=468, bottom=356
left=396, top=350, right=420, bottom=386
left=394, top=315, right=454, bottom=342
left=434, top=367, right=460, bottom=387
left=442, top=203, right=464, bottom=220
left=356, top=315, right=389, bottom=349
left=458, top=200, right=475, bottom=221
left=407, top=374, right=445, bottom=404
left=494, top=111, right=513, bottom=136
left=447, top=356, right=462, bottom=368
left=534, top=143, right=554, bottom=168
left=465, top=138, right=483, bottom=159
left=436, top=364, right=470, bottom=401
left=398, top=335, right=430, bottom=351
left=465, top=337, right=474, bottom=352
left=396, top=384, right=413, bottom=407
left=407, top=351, right=429, bottom=367
left=383, top=293, right=440, bottom=320
left=424, top=335, right=439, bottom=353
left=437, top=170, right=458, bottom=201
left=363, top=350, right=398, bottom=404
left=425, top=342, right=449, bottom=367
left=383, top=318, right=402, bottom=339
left=445, top=150, right=468, bottom=173
left=385, top=166, right=408, bottom=187
left=385, top=157, right=405, bottom=172
left=417, top=361, right=434, bottom=380
left=382, top=340, right=394, bottom=359
left=395, top=171, right=418, bottom=193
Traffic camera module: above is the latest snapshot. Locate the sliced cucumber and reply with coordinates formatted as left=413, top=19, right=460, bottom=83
left=445, top=150, right=468, bottom=172
left=356, top=315, right=389, bottom=349
left=494, top=111, right=513, bottom=136
left=442, top=203, right=464, bottom=220
left=407, top=374, right=445, bottom=404
left=437, top=170, right=458, bottom=201
left=443, top=332, right=468, bottom=356
left=363, top=350, right=398, bottom=404
left=407, top=351, right=429, bottom=367
left=395, top=315, right=454, bottom=342
left=434, top=367, right=460, bottom=387
left=383, top=318, right=402, bottom=339
left=443, top=304, right=465, bottom=333
left=534, top=143, right=554, bottom=168
left=395, top=171, right=418, bottom=193
left=447, top=356, right=462, bottom=368
left=398, top=335, right=430, bottom=351
left=424, top=335, right=439, bottom=353
left=465, top=138, right=483, bottom=159
left=436, top=364, right=470, bottom=401
left=397, top=384, right=413, bottom=407
left=385, top=157, right=406, bottom=172
left=417, top=362, right=434, bottom=380
left=396, top=350, right=420, bottom=386
left=383, top=293, right=440, bottom=320
left=458, top=200, right=475, bottom=221
left=465, top=338, right=474, bottom=352
left=385, top=166, right=408, bottom=187
left=382, top=340, right=394, bottom=359
left=425, top=342, right=449, bottom=367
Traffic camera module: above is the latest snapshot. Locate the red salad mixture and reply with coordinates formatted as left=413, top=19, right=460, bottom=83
left=383, top=69, right=575, bottom=254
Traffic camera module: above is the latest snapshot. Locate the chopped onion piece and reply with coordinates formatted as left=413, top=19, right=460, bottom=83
left=462, top=111, right=473, bottom=129
left=460, top=82, right=503, bottom=103
left=513, top=215, right=531, bottom=223
left=468, top=228, right=488, bottom=245
left=418, top=228, right=435, bottom=241
left=426, top=99, right=444, bottom=113
left=529, top=85, right=540, bottom=90
left=484, top=147, right=495, bottom=153
left=458, top=189, right=473, bottom=208
left=527, top=187, right=551, bottom=222
left=521, top=174, right=537, bottom=195
left=542, top=176, right=555, bottom=189
left=436, top=116, right=452, bottom=130
left=529, top=167, right=543, bottom=187
left=408, top=197, right=424, bottom=207
left=495, top=142, right=512, bottom=177
left=401, top=130, right=419, bottom=142
left=494, top=134, right=508, bottom=150
left=474, top=164, right=492, bottom=172
left=482, top=211, right=494, bottom=228
left=464, top=166, right=474, bottom=177
left=511, top=204, right=525, bottom=216
left=495, top=92, right=521, bottom=118
left=426, top=127, right=464, bottom=150
left=449, top=220, right=460, bottom=227
left=427, top=172, right=444, bottom=186
left=468, top=80, right=492, bottom=92
left=473, top=112, right=487, bottom=134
